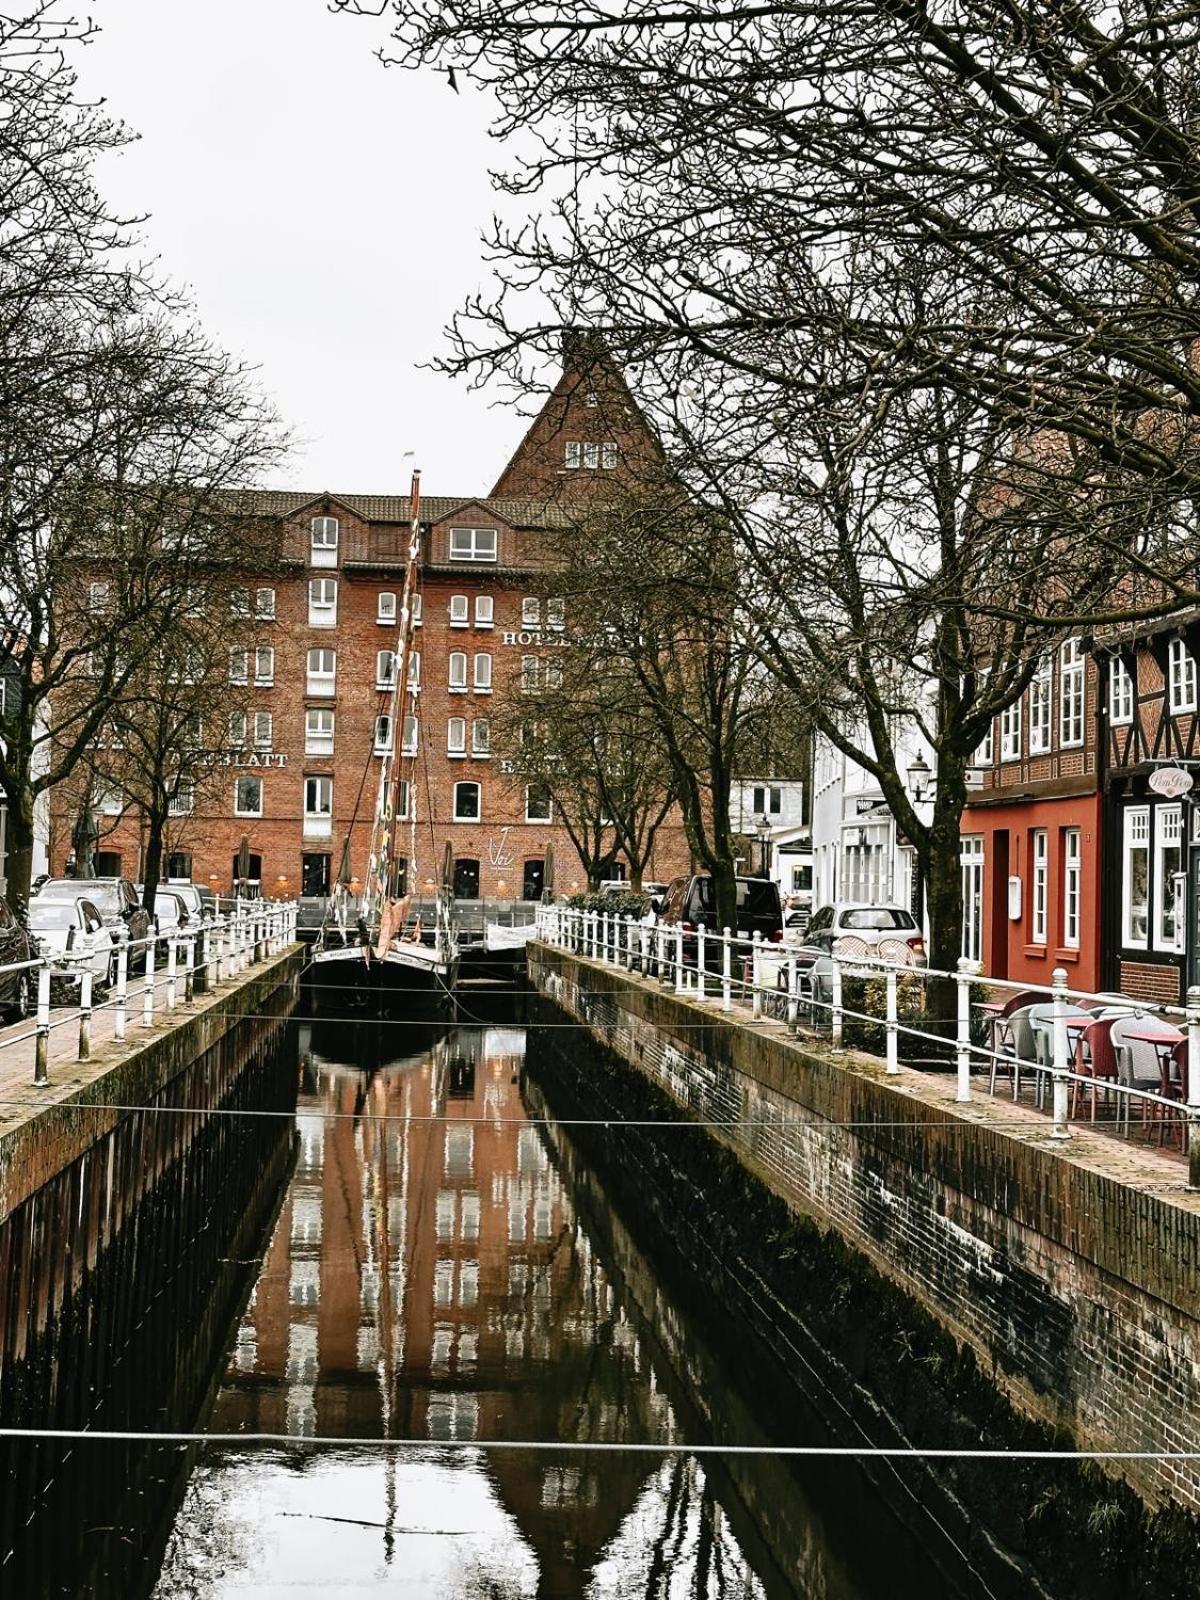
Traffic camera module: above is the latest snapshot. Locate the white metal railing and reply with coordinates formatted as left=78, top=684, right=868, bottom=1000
left=0, top=901, right=300, bottom=1088
left=534, top=905, right=1200, bottom=1164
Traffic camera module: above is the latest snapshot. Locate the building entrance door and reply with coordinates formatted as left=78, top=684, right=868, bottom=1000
left=453, top=858, right=480, bottom=900
left=522, top=859, right=544, bottom=901
left=302, top=853, right=331, bottom=897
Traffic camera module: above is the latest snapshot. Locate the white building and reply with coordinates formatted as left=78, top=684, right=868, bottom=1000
left=732, top=776, right=811, bottom=899
left=809, top=726, right=933, bottom=923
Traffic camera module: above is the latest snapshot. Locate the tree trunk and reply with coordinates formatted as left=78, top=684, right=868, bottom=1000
left=5, top=782, right=38, bottom=921
left=710, top=855, right=739, bottom=934
left=922, top=768, right=968, bottom=1024
left=142, top=801, right=168, bottom=912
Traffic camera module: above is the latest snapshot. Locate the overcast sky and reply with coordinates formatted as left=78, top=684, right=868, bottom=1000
left=77, top=0, right=527, bottom=496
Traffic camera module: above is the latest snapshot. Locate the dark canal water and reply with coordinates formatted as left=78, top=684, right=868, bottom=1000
left=1, top=1010, right=987, bottom=1599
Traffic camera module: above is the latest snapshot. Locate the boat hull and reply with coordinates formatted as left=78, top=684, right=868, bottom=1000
left=305, top=941, right=458, bottom=1015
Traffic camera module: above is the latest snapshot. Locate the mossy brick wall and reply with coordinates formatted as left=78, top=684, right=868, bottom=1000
left=530, top=942, right=1200, bottom=1515
left=0, top=946, right=304, bottom=1223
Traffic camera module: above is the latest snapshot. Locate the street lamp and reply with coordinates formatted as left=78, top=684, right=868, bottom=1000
left=756, top=814, right=772, bottom=879
left=906, top=753, right=935, bottom=803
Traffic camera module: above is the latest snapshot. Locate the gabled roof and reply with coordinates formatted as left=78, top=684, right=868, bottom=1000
left=226, top=488, right=569, bottom=530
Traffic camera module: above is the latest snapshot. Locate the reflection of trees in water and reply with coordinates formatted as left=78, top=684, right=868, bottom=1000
left=153, top=1462, right=260, bottom=1596
left=599, top=1458, right=764, bottom=1600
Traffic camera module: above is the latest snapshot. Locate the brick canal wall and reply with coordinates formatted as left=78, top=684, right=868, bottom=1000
left=530, top=942, right=1200, bottom=1517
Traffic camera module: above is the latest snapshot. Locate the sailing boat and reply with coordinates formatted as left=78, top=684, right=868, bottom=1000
left=311, top=470, right=459, bottom=1005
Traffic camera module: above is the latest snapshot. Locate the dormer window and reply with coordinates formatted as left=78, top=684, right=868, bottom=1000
left=449, top=527, right=497, bottom=563
left=310, top=515, right=338, bottom=568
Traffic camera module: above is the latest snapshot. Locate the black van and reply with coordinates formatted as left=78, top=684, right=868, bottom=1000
left=657, top=874, right=785, bottom=956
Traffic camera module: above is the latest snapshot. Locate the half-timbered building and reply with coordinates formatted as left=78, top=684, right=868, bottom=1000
left=1095, top=611, right=1200, bottom=1004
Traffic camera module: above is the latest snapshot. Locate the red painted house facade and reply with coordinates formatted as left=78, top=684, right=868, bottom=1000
left=961, top=640, right=1103, bottom=989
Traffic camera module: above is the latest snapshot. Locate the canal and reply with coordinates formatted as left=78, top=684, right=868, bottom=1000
left=3, top=1008, right=992, bottom=1599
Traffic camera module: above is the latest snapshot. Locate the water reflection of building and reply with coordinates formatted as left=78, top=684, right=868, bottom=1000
left=208, top=1024, right=766, bottom=1597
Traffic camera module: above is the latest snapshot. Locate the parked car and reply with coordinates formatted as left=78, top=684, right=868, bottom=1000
left=150, top=881, right=208, bottom=923
left=656, top=874, right=785, bottom=964
left=802, top=903, right=926, bottom=968
left=194, top=883, right=217, bottom=918
left=143, top=888, right=193, bottom=949
left=27, top=896, right=115, bottom=994
left=36, top=876, right=152, bottom=969
left=0, top=894, right=34, bottom=1020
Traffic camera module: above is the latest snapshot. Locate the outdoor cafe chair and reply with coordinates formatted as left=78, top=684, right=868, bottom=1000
left=1110, top=1013, right=1182, bottom=1136
left=1070, top=1017, right=1120, bottom=1122
left=990, top=1004, right=1040, bottom=1100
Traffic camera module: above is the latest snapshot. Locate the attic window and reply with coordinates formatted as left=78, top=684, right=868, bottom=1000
left=449, top=527, right=497, bottom=563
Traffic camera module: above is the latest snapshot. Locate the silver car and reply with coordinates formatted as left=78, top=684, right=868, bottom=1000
left=27, top=897, right=115, bottom=993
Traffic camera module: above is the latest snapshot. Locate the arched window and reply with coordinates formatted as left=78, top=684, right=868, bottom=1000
left=453, top=781, right=481, bottom=821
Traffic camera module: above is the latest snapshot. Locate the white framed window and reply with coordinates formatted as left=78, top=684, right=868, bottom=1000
left=304, top=775, right=333, bottom=837
left=961, top=835, right=984, bottom=964
left=547, top=597, right=565, bottom=631
left=412, top=593, right=422, bottom=627
left=525, top=784, right=553, bottom=823
left=376, top=649, right=396, bottom=688
left=1000, top=700, right=1021, bottom=762
left=1155, top=805, right=1183, bottom=951
left=1063, top=827, right=1082, bottom=950
left=229, top=711, right=247, bottom=747
left=1029, top=658, right=1052, bottom=753
left=449, top=595, right=469, bottom=627
left=475, top=596, right=493, bottom=629
left=374, top=714, right=393, bottom=754
left=168, top=779, right=194, bottom=818
left=601, top=442, right=618, bottom=469
left=310, top=515, right=338, bottom=566
left=229, top=586, right=250, bottom=618
left=471, top=717, right=490, bottom=756
left=449, top=527, right=497, bottom=563
left=1123, top=806, right=1150, bottom=948
left=564, top=441, right=581, bottom=468
left=453, top=781, right=481, bottom=820
left=407, top=650, right=420, bottom=689
left=305, top=708, right=334, bottom=754
left=473, top=652, right=492, bottom=692
left=254, top=711, right=273, bottom=749
left=89, top=581, right=109, bottom=613
left=752, top=786, right=782, bottom=816
left=1169, top=637, right=1197, bottom=714
left=583, top=442, right=599, bottom=468
left=1060, top=638, right=1085, bottom=746
left=307, top=647, right=336, bottom=695
left=229, top=649, right=248, bottom=685
left=522, top=597, right=541, bottom=626
left=184, top=715, right=203, bottom=750
left=449, top=651, right=468, bottom=691
left=308, top=577, right=337, bottom=626
left=544, top=658, right=563, bottom=690
left=447, top=716, right=467, bottom=756
left=256, top=587, right=276, bottom=620
left=377, top=591, right=397, bottom=624
left=396, top=779, right=411, bottom=820
left=1109, top=658, right=1133, bottom=725
left=234, top=775, right=263, bottom=817
left=521, top=655, right=539, bottom=691
left=976, top=719, right=993, bottom=765
left=254, top=646, right=274, bottom=686
left=401, top=714, right=418, bottom=755
left=1031, top=829, right=1048, bottom=943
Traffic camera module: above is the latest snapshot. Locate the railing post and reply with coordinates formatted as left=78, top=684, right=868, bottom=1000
left=722, top=927, right=732, bottom=1012
left=143, top=937, right=156, bottom=1025
left=674, top=926, right=685, bottom=995
left=184, top=938, right=195, bottom=1004
left=34, top=962, right=50, bottom=1086
left=78, top=966, right=93, bottom=1061
left=886, top=964, right=900, bottom=1074
left=114, top=942, right=128, bottom=1041
left=166, top=939, right=177, bottom=1012
left=639, top=917, right=650, bottom=974
left=1187, top=985, right=1200, bottom=1189
left=787, top=950, right=799, bottom=1033
left=955, top=957, right=972, bottom=1100
left=658, top=925, right=671, bottom=987
left=1049, top=965, right=1071, bottom=1140
left=830, top=954, right=843, bottom=1052
left=696, top=923, right=706, bottom=996
left=624, top=914, right=634, bottom=969
left=751, top=931, right=762, bottom=1019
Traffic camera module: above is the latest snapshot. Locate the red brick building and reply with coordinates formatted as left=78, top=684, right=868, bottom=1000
left=961, top=640, right=1103, bottom=989
left=51, top=343, right=692, bottom=899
